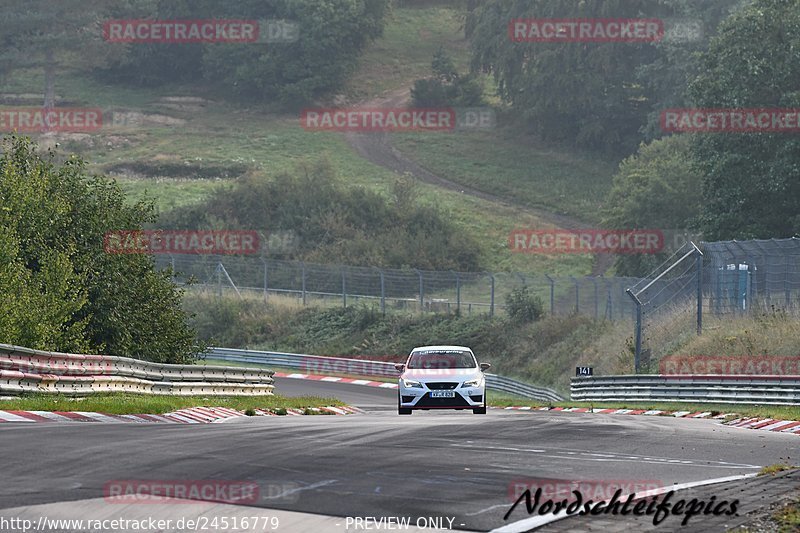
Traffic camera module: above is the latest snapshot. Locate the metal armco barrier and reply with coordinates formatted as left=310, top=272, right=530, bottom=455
left=208, top=347, right=564, bottom=402
left=0, top=344, right=274, bottom=396
left=571, top=375, right=800, bottom=405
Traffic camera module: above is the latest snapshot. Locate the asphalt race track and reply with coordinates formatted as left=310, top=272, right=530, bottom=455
left=0, top=379, right=797, bottom=533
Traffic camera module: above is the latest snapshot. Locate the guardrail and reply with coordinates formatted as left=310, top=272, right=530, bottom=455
left=0, top=344, right=274, bottom=396
left=571, top=375, right=800, bottom=405
left=207, top=347, right=564, bottom=402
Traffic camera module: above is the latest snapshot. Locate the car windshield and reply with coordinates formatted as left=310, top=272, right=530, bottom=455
left=406, top=350, right=476, bottom=369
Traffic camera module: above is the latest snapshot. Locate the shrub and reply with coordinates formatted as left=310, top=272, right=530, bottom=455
left=505, top=286, right=545, bottom=323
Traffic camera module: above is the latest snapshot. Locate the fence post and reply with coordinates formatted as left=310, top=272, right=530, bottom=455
left=415, top=269, right=424, bottom=312
left=216, top=262, right=222, bottom=298
left=626, top=288, right=643, bottom=373
left=592, top=276, right=599, bottom=319
left=262, top=259, right=269, bottom=302
left=545, top=274, right=555, bottom=315
left=489, top=274, right=495, bottom=317
left=454, top=272, right=461, bottom=314
left=301, top=262, right=307, bottom=306
left=380, top=269, right=386, bottom=314
left=342, top=267, right=347, bottom=308
left=696, top=249, right=703, bottom=334
left=570, top=276, right=579, bottom=313
left=785, top=255, right=791, bottom=309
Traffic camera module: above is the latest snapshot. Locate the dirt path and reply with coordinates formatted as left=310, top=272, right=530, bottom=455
left=342, top=88, right=613, bottom=276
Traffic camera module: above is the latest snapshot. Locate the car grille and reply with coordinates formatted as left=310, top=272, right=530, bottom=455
left=425, top=382, right=459, bottom=390
left=415, top=393, right=470, bottom=407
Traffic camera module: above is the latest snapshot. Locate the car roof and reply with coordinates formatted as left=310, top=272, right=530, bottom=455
left=410, top=345, right=473, bottom=352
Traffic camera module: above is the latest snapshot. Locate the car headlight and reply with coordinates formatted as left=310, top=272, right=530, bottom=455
left=462, top=377, right=483, bottom=388
left=403, top=379, right=423, bottom=389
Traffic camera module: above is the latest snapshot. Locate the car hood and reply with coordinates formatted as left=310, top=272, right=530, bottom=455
left=401, top=368, right=481, bottom=380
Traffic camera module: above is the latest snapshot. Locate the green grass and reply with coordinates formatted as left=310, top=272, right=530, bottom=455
left=775, top=499, right=800, bottom=533
left=0, top=393, right=343, bottom=415
left=344, top=2, right=470, bottom=100
left=487, top=399, right=800, bottom=421
left=392, top=128, right=619, bottom=222
left=759, top=464, right=797, bottom=476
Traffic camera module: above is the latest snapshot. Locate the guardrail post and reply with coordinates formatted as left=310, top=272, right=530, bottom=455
left=545, top=274, right=555, bottom=315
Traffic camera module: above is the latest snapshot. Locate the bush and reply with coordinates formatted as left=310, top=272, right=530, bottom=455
left=505, top=286, right=545, bottom=323
left=159, top=160, right=483, bottom=271
left=411, top=49, right=485, bottom=108
left=0, top=136, right=203, bottom=362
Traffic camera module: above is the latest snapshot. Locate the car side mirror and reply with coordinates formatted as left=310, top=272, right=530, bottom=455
left=394, top=363, right=405, bottom=372
left=480, top=362, right=491, bottom=371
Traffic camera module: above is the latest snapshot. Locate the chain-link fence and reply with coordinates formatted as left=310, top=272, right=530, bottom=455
left=627, top=242, right=703, bottom=372
left=627, top=237, right=800, bottom=373
left=154, top=255, right=643, bottom=320
left=702, top=237, right=800, bottom=315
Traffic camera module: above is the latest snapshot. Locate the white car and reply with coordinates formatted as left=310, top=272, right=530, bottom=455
left=395, top=345, right=490, bottom=415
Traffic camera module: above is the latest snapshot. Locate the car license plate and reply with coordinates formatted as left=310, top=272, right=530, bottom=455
left=430, top=391, right=455, bottom=398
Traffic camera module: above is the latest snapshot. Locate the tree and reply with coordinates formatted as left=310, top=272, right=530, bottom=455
left=0, top=136, right=203, bottom=362
left=411, top=48, right=485, bottom=108
left=469, top=0, right=665, bottom=153
left=104, top=0, right=391, bottom=106
left=688, top=0, right=800, bottom=240
left=0, top=0, right=125, bottom=109
left=467, top=0, right=741, bottom=153
left=602, top=135, right=703, bottom=276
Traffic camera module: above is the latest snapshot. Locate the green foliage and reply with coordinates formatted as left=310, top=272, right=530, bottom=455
left=411, top=48, right=485, bottom=107
left=688, top=0, right=800, bottom=240
left=159, top=159, right=483, bottom=271
left=602, top=135, right=703, bottom=276
left=468, top=0, right=739, bottom=153
left=0, top=136, right=203, bottom=362
left=104, top=0, right=391, bottom=106
left=504, top=285, right=545, bottom=323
